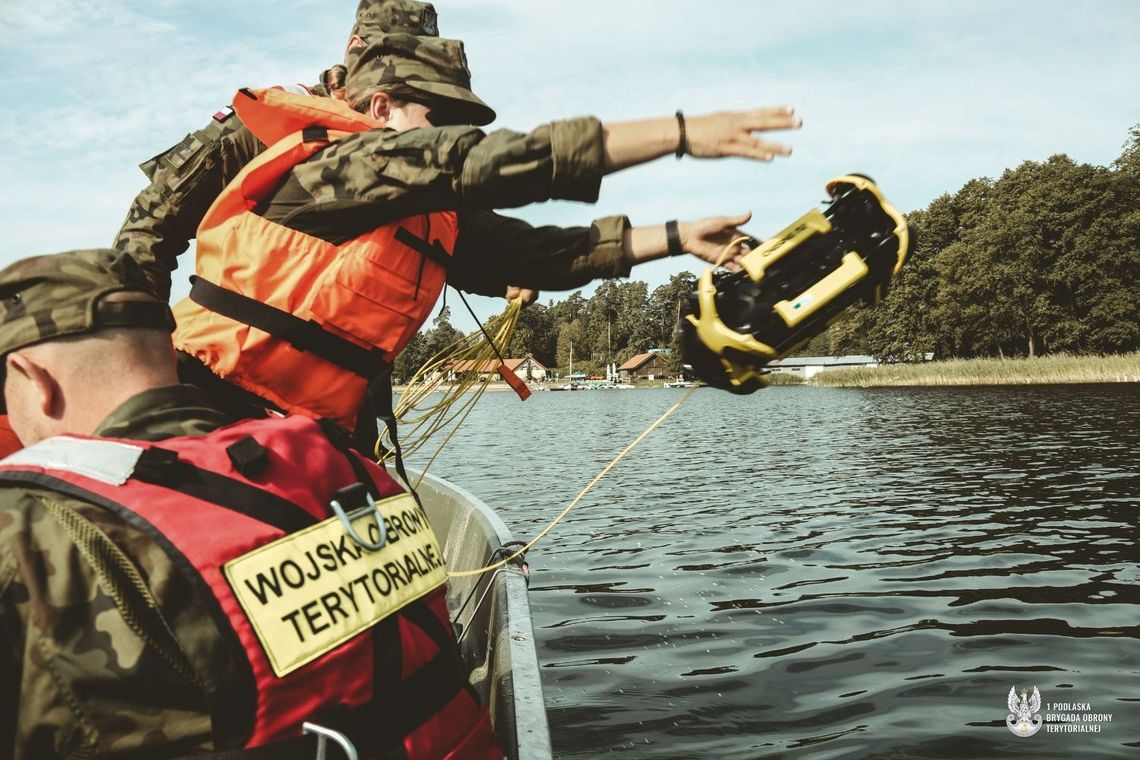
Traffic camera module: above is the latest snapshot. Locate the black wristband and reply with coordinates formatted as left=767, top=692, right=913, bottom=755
left=665, top=220, right=685, bottom=257
left=674, top=110, right=686, bottom=159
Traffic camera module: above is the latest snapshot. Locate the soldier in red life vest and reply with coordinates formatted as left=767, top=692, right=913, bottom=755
left=0, top=248, right=501, bottom=759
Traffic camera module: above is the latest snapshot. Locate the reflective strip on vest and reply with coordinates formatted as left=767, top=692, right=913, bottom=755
left=0, top=436, right=144, bottom=484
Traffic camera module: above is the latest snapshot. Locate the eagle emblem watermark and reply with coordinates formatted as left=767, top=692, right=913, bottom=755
left=1007, top=686, right=1043, bottom=737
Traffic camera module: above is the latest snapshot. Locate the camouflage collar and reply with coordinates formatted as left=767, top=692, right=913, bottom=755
left=94, top=384, right=232, bottom=442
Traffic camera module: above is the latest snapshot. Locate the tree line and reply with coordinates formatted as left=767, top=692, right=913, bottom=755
left=393, top=274, right=696, bottom=381
left=396, top=124, right=1139, bottom=380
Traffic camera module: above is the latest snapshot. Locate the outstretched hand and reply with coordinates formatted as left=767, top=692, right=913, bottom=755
left=681, top=213, right=756, bottom=268
left=684, top=107, right=801, bottom=161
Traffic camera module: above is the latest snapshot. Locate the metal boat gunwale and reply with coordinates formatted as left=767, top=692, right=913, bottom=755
left=412, top=470, right=552, bottom=760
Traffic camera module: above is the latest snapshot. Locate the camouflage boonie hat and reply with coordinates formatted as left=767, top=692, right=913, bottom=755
left=0, top=249, right=174, bottom=361
left=346, top=34, right=495, bottom=126
left=353, top=0, right=439, bottom=39
left=345, top=0, right=439, bottom=71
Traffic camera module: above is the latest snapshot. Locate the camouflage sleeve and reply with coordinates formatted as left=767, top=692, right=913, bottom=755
left=288, top=116, right=606, bottom=216
left=450, top=211, right=631, bottom=296
left=112, top=113, right=265, bottom=301
left=0, top=491, right=221, bottom=758
left=0, top=539, right=16, bottom=756
left=457, top=117, right=606, bottom=206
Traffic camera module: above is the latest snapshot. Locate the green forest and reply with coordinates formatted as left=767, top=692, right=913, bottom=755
left=395, top=125, right=1139, bottom=380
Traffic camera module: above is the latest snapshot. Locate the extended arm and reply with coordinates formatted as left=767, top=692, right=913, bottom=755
left=265, top=103, right=801, bottom=231
left=449, top=211, right=756, bottom=297
left=601, top=107, right=800, bottom=172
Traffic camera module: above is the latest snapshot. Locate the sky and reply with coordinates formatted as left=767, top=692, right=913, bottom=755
left=0, top=0, right=1137, bottom=331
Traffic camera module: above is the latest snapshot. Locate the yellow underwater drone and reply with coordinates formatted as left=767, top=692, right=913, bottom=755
left=680, top=174, right=912, bottom=393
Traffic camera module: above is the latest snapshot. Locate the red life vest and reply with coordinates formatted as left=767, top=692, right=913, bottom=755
left=172, top=88, right=457, bottom=428
left=0, top=415, right=20, bottom=459
left=0, top=415, right=500, bottom=758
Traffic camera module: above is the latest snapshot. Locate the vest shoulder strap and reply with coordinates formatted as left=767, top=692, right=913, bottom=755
left=0, top=432, right=319, bottom=535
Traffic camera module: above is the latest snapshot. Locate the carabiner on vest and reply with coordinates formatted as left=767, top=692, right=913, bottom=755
left=330, top=487, right=388, bottom=551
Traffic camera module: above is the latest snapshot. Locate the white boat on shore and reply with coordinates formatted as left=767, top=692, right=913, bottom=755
left=548, top=381, right=585, bottom=391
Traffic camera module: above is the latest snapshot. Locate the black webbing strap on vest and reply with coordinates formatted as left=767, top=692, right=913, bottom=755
left=396, top=223, right=450, bottom=302
left=315, top=418, right=382, bottom=499
left=300, top=125, right=329, bottom=145
left=132, top=447, right=318, bottom=535
left=394, top=225, right=450, bottom=269
left=367, top=365, right=416, bottom=496
left=188, top=276, right=388, bottom=379
left=176, top=351, right=283, bottom=422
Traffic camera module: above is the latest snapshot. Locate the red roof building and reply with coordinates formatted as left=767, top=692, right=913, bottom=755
left=616, top=351, right=672, bottom=380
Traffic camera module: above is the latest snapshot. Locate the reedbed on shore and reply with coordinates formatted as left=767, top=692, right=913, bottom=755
left=803, top=352, right=1140, bottom=387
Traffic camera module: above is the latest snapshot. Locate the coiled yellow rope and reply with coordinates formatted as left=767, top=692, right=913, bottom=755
left=379, top=297, right=524, bottom=489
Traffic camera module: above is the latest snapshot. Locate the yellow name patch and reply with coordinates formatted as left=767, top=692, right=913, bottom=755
left=223, top=493, right=447, bottom=676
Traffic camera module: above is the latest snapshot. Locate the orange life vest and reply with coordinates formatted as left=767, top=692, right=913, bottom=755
left=173, top=88, right=457, bottom=427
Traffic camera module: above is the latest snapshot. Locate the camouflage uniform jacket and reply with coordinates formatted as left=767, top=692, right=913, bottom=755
left=114, top=110, right=265, bottom=300
left=112, top=81, right=334, bottom=301
left=115, top=107, right=630, bottom=300
left=0, top=385, right=240, bottom=759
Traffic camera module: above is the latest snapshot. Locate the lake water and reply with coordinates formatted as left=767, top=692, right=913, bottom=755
left=408, top=384, right=1140, bottom=759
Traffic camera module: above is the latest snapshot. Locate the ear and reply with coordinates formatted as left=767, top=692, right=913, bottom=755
left=7, top=352, right=61, bottom=419
left=345, top=33, right=366, bottom=54
left=369, top=92, right=395, bottom=126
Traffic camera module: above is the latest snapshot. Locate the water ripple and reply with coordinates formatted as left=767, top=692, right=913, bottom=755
left=416, top=383, right=1140, bottom=758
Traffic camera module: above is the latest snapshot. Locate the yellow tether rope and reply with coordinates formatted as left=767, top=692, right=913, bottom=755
left=446, top=386, right=696, bottom=578
left=443, top=235, right=746, bottom=579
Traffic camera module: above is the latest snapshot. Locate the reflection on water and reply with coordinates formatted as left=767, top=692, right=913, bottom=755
left=412, top=384, right=1140, bottom=758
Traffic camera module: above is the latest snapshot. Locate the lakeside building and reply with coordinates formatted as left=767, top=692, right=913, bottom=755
left=508, top=355, right=551, bottom=382
left=617, top=349, right=672, bottom=381
left=447, top=354, right=551, bottom=383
